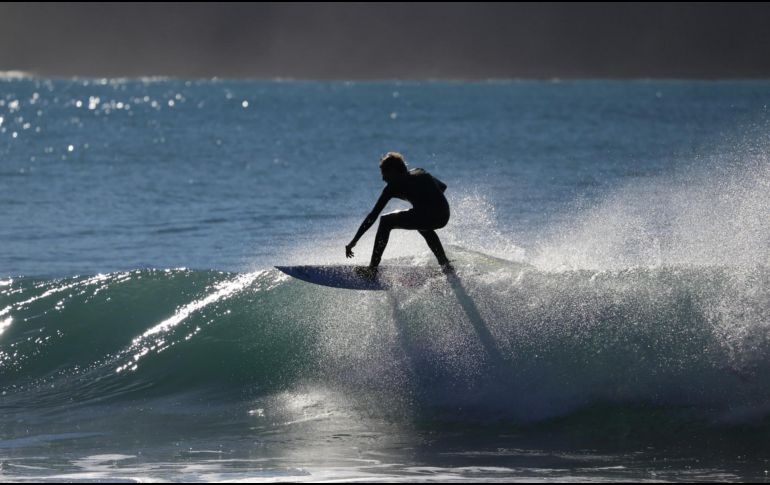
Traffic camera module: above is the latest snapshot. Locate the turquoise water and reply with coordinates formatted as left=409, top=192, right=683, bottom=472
left=2, top=78, right=770, bottom=481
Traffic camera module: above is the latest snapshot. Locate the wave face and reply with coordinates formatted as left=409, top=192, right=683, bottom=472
left=3, top=248, right=770, bottom=427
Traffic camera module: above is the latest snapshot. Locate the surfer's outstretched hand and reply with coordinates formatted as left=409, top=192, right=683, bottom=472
left=345, top=243, right=355, bottom=258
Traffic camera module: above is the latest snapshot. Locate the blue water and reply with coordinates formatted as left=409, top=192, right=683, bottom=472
left=2, top=78, right=770, bottom=481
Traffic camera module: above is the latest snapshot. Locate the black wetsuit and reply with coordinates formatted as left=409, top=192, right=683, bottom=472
left=351, top=168, right=450, bottom=267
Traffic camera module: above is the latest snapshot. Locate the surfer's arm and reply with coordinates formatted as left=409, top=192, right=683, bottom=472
left=347, top=189, right=391, bottom=255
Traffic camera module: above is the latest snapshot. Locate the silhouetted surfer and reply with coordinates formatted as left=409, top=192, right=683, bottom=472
left=346, top=152, right=451, bottom=273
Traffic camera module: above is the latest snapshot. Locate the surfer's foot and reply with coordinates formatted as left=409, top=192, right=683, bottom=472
left=355, top=266, right=378, bottom=279
left=440, top=261, right=455, bottom=274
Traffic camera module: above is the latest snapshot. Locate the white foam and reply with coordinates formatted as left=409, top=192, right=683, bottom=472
left=533, top=140, right=770, bottom=271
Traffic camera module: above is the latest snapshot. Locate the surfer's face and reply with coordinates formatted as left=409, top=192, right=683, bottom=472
left=381, top=168, right=396, bottom=184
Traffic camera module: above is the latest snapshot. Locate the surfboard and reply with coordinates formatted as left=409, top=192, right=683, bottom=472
left=275, top=265, right=442, bottom=290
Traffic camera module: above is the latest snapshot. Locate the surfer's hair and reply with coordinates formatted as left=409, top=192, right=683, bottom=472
left=379, top=152, right=408, bottom=174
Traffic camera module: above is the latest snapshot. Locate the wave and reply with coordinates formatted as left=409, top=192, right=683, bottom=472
left=1, top=248, right=769, bottom=426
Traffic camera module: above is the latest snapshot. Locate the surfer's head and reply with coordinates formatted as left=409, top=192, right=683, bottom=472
left=379, top=152, right=408, bottom=182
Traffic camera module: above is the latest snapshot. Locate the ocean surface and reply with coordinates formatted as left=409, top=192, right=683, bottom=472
left=2, top=77, right=770, bottom=481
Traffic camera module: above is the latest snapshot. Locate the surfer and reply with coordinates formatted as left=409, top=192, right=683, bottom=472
left=346, top=152, right=451, bottom=272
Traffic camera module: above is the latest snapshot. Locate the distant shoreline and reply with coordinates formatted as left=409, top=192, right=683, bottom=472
left=3, top=72, right=770, bottom=83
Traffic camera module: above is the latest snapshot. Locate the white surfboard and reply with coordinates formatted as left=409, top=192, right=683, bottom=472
left=275, top=265, right=442, bottom=290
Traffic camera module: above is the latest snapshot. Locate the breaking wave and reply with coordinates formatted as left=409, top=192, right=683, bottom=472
left=2, top=248, right=769, bottom=427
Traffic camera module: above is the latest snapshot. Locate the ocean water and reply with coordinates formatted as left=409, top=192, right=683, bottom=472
left=2, top=77, right=770, bottom=481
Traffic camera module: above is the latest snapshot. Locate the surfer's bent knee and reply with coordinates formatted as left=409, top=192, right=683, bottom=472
left=380, top=212, right=401, bottom=227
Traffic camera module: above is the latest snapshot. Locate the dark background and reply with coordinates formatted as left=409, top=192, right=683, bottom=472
left=1, top=2, right=770, bottom=79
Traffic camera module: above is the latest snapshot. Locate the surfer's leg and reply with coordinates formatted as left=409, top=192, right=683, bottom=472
left=419, top=230, right=449, bottom=265
left=370, top=222, right=390, bottom=268
left=370, top=213, right=399, bottom=267
left=370, top=210, right=417, bottom=267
